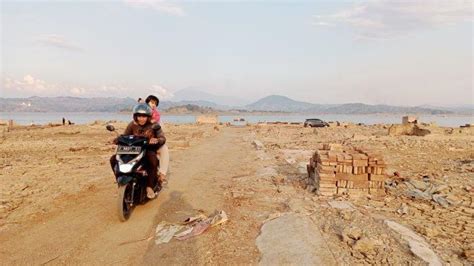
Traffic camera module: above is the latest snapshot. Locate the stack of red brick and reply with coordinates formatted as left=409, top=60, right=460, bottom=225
left=307, top=144, right=387, bottom=197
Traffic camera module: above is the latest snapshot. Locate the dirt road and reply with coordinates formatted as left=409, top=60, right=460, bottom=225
left=2, top=126, right=299, bottom=264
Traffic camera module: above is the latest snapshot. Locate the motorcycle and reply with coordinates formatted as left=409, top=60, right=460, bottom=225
left=106, top=124, right=161, bottom=221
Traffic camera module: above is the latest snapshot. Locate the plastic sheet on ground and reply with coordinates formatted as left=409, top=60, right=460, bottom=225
left=154, top=210, right=228, bottom=245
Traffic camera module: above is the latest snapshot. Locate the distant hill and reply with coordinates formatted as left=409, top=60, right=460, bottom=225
left=245, top=95, right=317, bottom=112
left=0, top=96, right=462, bottom=115
left=171, top=88, right=249, bottom=106
left=307, top=103, right=452, bottom=115
left=246, top=96, right=453, bottom=114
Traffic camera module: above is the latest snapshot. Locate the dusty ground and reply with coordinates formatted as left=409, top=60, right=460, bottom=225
left=0, top=121, right=473, bottom=264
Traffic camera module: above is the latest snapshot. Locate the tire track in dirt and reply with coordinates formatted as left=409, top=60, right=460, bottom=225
left=141, top=126, right=257, bottom=264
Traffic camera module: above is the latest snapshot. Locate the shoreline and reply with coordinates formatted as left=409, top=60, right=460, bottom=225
left=1, top=111, right=472, bottom=127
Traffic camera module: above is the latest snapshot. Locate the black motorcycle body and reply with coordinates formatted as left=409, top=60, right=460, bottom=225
left=112, top=134, right=160, bottom=221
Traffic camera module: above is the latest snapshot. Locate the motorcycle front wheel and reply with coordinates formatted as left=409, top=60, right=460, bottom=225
left=117, top=183, right=133, bottom=221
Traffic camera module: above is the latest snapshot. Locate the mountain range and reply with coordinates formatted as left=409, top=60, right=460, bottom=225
left=1, top=93, right=471, bottom=115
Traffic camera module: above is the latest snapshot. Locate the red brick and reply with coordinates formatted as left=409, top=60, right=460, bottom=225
left=352, top=159, right=368, bottom=167
left=349, top=174, right=369, bottom=181
left=369, top=174, right=387, bottom=182
left=317, top=164, right=336, bottom=173
left=319, top=180, right=337, bottom=188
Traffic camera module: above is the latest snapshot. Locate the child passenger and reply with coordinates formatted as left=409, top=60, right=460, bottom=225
left=145, top=95, right=169, bottom=184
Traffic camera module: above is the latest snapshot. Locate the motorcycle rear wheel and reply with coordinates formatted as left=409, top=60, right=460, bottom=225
left=117, top=184, right=133, bottom=221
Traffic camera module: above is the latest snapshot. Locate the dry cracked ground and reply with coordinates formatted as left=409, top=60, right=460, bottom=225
left=0, top=121, right=473, bottom=265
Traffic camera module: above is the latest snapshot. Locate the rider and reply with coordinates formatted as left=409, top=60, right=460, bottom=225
left=110, top=103, right=166, bottom=199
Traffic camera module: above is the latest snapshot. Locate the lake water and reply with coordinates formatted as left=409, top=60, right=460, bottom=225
left=1, top=112, right=472, bottom=127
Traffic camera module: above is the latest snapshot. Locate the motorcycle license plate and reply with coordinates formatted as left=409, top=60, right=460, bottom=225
left=117, top=145, right=141, bottom=154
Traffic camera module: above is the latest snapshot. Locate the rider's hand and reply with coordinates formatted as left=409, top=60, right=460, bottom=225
left=149, top=138, right=158, bottom=144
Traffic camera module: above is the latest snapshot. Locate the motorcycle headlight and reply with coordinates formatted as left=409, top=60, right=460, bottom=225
left=117, top=152, right=144, bottom=173
left=119, top=163, right=134, bottom=173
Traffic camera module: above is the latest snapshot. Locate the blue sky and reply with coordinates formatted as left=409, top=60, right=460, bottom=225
left=1, top=0, right=473, bottom=106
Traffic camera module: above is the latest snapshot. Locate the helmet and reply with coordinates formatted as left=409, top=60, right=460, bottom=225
left=132, top=103, right=152, bottom=121
left=145, top=95, right=159, bottom=106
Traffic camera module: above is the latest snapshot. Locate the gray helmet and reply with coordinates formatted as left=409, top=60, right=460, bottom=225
left=132, top=103, right=152, bottom=120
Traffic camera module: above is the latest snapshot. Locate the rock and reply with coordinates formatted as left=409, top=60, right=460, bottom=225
left=352, top=237, right=380, bottom=258
left=338, top=210, right=354, bottom=221
left=406, top=188, right=432, bottom=201
left=397, top=203, right=409, bottom=215
left=252, top=140, right=264, bottom=150
left=408, top=179, right=428, bottom=191
left=342, top=226, right=362, bottom=245
left=432, top=194, right=449, bottom=208
left=427, top=184, right=449, bottom=194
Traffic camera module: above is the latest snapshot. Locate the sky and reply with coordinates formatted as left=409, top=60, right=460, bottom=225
left=1, top=0, right=473, bottom=106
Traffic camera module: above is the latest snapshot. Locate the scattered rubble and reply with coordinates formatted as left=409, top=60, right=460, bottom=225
left=154, top=210, right=228, bottom=245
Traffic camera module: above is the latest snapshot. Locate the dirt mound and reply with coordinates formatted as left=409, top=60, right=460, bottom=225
left=388, top=124, right=431, bottom=136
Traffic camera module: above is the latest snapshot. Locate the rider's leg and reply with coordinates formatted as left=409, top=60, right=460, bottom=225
left=145, top=151, right=159, bottom=188
left=145, top=151, right=159, bottom=198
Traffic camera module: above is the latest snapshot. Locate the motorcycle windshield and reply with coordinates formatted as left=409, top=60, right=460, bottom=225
left=117, top=135, right=147, bottom=146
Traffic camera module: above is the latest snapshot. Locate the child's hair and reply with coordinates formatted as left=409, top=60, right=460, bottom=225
left=145, top=95, right=159, bottom=106
left=137, top=97, right=143, bottom=103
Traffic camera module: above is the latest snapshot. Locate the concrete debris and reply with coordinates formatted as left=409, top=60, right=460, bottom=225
left=385, top=220, right=443, bottom=266
left=252, top=140, right=264, bottom=150
left=403, top=178, right=457, bottom=207
left=328, top=200, right=355, bottom=210
left=256, top=214, right=337, bottom=265
left=432, top=194, right=449, bottom=208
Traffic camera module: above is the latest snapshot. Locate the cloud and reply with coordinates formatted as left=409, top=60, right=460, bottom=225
left=124, top=0, right=186, bottom=16
left=150, top=84, right=174, bottom=100
left=1, top=75, right=175, bottom=99
left=70, top=87, right=87, bottom=95
left=314, top=0, right=473, bottom=39
left=3, top=75, right=56, bottom=94
left=37, top=34, right=84, bottom=51
left=2, top=75, right=89, bottom=97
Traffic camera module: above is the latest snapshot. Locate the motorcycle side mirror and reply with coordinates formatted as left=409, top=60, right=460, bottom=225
left=106, top=124, right=115, bottom=132
left=151, top=123, right=161, bottom=131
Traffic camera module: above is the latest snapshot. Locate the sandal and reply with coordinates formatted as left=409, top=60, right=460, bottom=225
left=146, top=187, right=156, bottom=199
